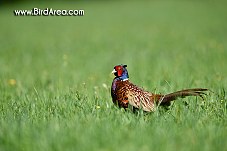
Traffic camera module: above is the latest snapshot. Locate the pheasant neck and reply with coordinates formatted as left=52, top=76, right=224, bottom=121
left=112, top=76, right=129, bottom=91
left=119, top=74, right=128, bottom=81
left=122, top=78, right=128, bottom=81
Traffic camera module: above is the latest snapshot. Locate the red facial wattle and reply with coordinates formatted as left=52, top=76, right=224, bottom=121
left=117, top=68, right=123, bottom=77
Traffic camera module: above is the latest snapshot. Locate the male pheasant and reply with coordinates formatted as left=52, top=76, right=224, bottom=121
left=111, top=64, right=208, bottom=112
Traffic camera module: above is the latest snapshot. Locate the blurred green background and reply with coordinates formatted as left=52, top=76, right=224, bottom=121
left=1, top=1, right=227, bottom=88
left=0, top=1, right=227, bottom=151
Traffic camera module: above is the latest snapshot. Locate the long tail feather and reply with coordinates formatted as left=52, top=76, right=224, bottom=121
left=158, top=88, right=208, bottom=106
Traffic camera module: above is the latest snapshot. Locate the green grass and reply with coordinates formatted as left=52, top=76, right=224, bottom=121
left=1, top=1, right=227, bottom=151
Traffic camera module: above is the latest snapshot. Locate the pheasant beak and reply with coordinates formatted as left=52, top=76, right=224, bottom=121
left=111, top=69, right=117, bottom=74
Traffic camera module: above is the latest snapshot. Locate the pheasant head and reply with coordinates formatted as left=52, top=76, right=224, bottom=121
left=111, top=64, right=129, bottom=81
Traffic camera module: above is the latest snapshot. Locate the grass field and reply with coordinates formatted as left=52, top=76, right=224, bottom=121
left=0, top=1, right=227, bottom=151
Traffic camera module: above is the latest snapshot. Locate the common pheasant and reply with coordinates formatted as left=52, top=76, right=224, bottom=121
left=111, top=64, right=208, bottom=112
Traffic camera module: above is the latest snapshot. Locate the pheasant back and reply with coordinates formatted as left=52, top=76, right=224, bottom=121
left=111, top=80, right=157, bottom=112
